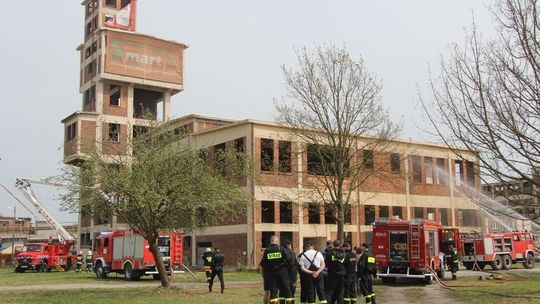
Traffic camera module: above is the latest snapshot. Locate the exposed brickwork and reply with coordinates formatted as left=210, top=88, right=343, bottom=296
left=102, top=83, right=128, bottom=117
left=196, top=233, right=247, bottom=266
left=102, top=123, right=128, bottom=155
left=255, top=137, right=298, bottom=188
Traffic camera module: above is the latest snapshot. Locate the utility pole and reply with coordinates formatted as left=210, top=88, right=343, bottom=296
left=10, top=206, right=16, bottom=265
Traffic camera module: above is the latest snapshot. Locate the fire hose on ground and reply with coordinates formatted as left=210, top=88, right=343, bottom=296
left=426, top=259, right=540, bottom=299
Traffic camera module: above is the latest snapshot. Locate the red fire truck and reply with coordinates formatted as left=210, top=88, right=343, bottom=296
left=461, top=231, right=536, bottom=270
left=10, top=179, right=77, bottom=273
left=14, top=240, right=75, bottom=273
left=373, top=218, right=461, bottom=283
left=93, top=230, right=183, bottom=280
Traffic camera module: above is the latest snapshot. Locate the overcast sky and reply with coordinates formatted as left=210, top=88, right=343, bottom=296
left=0, top=1, right=495, bottom=223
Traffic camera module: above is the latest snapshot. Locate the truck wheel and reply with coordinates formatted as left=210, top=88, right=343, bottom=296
left=491, top=255, right=503, bottom=270
left=381, top=277, right=396, bottom=284
left=15, top=267, right=25, bottom=273
left=477, top=262, right=486, bottom=270
left=153, top=274, right=160, bottom=280
left=424, top=276, right=433, bottom=284
left=502, top=255, right=512, bottom=270
left=463, top=262, right=474, bottom=270
left=523, top=253, right=535, bottom=269
left=124, top=263, right=141, bottom=281
left=95, top=261, right=107, bottom=279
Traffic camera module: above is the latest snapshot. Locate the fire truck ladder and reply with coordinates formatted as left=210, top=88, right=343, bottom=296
left=14, top=178, right=75, bottom=243
left=174, top=234, right=183, bottom=265
left=410, top=223, right=421, bottom=260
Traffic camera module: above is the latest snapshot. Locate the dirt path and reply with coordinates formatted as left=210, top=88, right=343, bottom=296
left=378, top=283, right=467, bottom=304
left=0, top=281, right=259, bottom=293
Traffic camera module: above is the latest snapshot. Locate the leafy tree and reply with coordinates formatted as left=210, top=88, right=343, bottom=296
left=421, top=0, right=540, bottom=223
left=62, top=128, right=250, bottom=287
left=275, top=44, right=401, bottom=242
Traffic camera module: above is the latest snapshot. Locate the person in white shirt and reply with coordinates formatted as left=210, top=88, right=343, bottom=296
left=300, top=242, right=328, bottom=304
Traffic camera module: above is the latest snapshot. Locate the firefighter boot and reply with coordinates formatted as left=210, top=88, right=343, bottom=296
left=285, top=299, right=295, bottom=304
left=221, top=286, right=224, bottom=293
left=365, top=296, right=372, bottom=304
left=370, top=295, right=376, bottom=304
left=452, top=274, right=457, bottom=280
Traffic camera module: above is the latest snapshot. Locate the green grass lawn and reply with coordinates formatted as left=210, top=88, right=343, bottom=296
left=445, top=272, right=540, bottom=304
left=0, top=266, right=388, bottom=303
left=0, top=266, right=262, bottom=286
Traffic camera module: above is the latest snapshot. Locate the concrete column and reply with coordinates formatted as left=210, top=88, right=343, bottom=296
left=405, top=154, right=411, bottom=220
left=448, top=158, right=456, bottom=226
left=163, top=91, right=171, bottom=121
left=127, top=85, right=134, bottom=120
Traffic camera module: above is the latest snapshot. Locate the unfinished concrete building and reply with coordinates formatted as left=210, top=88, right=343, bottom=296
left=165, top=115, right=483, bottom=267
left=61, top=0, right=187, bottom=249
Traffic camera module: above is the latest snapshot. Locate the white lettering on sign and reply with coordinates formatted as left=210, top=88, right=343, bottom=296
left=125, top=52, right=163, bottom=66
left=375, top=232, right=387, bottom=238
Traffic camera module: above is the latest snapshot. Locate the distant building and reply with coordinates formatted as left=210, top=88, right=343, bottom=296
left=481, top=176, right=540, bottom=234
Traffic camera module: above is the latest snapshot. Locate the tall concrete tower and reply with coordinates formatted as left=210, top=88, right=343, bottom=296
left=61, top=0, right=187, bottom=249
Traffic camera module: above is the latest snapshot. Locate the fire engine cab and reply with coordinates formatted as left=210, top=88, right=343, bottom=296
left=461, top=231, right=536, bottom=270
left=372, top=218, right=461, bottom=283
left=93, top=230, right=183, bottom=280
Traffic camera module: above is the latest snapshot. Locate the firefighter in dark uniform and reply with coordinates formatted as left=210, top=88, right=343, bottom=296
left=75, top=250, right=83, bottom=273
left=343, top=243, right=357, bottom=304
left=325, top=240, right=347, bottom=304
left=202, top=248, right=213, bottom=282
left=280, top=240, right=297, bottom=304
left=448, top=245, right=459, bottom=280
left=85, top=250, right=93, bottom=272
left=209, top=248, right=225, bottom=293
left=260, top=235, right=294, bottom=304
left=322, top=240, right=333, bottom=293
left=357, top=243, right=376, bottom=304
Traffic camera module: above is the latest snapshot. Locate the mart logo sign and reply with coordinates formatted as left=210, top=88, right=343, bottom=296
left=111, top=39, right=164, bottom=67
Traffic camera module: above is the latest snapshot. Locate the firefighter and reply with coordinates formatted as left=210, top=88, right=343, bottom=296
left=75, top=250, right=83, bottom=273
left=202, top=247, right=213, bottom=282
left=209, top=248, right=225, bottom=293
left=300, top=241, right=327, bottom=304
left=260, top=235, right=294, bottom=304
left=85, top=250, right=93, bottom=272
left=280, top=240, right=298, bottom=304
left=448, top=245, right=459, bottom=280
left=343, top=243, right=357, bottom=304
left=325, top=240, right=346, bottom=304
left=357, top=243, right=376, bottom=304
left=321, top=240, right=334, bottom=294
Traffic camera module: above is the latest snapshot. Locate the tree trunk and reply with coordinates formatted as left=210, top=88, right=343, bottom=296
left=147, top=236, right=170, bottom=288
left=336, top=203, right=345, bottom=244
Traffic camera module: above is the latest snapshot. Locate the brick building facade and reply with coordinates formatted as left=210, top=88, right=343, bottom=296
left=168, top=115, right=483, bottom=267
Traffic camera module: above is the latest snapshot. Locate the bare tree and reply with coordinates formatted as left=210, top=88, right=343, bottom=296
left=275, top=44, right=401, bottom=242
left=421, top=0, right=540, bottom=223
left=61, top=127, right=250, bottom=288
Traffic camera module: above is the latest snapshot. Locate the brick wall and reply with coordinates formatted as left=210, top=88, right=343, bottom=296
left=195, top=233, right=247, bottom=266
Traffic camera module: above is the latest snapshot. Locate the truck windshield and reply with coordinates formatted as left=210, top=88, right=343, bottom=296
left=157, top=236, right=171, bottom=257
left=23, top=244, right=43, bottom=252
